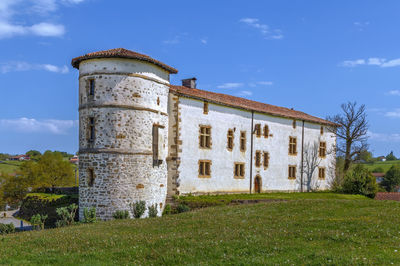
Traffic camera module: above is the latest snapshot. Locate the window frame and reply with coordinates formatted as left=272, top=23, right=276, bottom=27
left=88, top=168, right=95, bottom=187
left=227, top=129, right=234, bottom=151
left=255, top=124, right=261, bottom=138
left=198, top=160, right=212, bottom=178
left=203, top=101, right=209, bottom=115
left=263, top=125, right=269, bottom=138
left=263, top=151, right=269, bottom=169
left=319, top=141, right=327, bottom=158
left=240, top=131, right=246, bottom=152
left=199, top=125, right=212, bottom=149
left=234, top=162, right=245, bottom=179
left=289, top=136, right=297, bottom=155
left=255, top=150, right=261, bottom=167
left=88, top=117, right=95, bottom=142
left=288, top=165, right=296, bottom=179
left=88, top=79, right=95, bottom=97
left=318, top=167, right=326, bottom=180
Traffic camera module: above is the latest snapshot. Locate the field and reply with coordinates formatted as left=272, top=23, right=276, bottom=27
left=0, top=161, right=22, bottom=175
left=1, top=193, right=400, bottom=265
left=358, top=160, right=400, bottom=172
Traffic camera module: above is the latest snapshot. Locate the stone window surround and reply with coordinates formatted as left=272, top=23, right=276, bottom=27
left=318, top=167, right=326, bottom=180
left=289, top=136, right=297, bottom=155
left=227, top=129, right=234, bottom=151
left=240, top=131, right=246, bottom=152
left=234, top=162, right=245, bottom=179
left=198, top=160, right=212, bottom=178
left=319, top=141, right=326, bottom=158
left=199, top=125, right=212, bottom=149
left=263, top=125, right=269, bottom=138
left=255, top=150, right=261, bottom=167
left=263, top=151, right=269, bottom=169
left=288, top=165, right=296, bottom=179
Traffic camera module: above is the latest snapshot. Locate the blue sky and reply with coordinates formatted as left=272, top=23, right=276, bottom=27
left=1, top=0, right=400, bottom=156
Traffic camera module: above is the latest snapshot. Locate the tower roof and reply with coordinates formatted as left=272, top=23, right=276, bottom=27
left=71, top=48, right=178, bottom=74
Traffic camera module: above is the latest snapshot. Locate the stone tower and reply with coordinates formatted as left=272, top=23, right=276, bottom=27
left=71, top=48, right=178, bottom=220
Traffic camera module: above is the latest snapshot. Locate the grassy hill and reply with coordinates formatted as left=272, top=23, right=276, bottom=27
left=358, top=160, right=400, bottom=172
left=0, top=161, right=22, bottom=175
left=1, top=193, right=400, bottom=264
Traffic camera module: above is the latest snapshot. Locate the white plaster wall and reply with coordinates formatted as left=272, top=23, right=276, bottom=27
left=175, top=97, right=336, bottom=194
left=79, top=58, right=170, bottom=83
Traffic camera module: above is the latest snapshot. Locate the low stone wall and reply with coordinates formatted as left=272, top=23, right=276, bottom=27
left=375, top=192, right=400, bottom=201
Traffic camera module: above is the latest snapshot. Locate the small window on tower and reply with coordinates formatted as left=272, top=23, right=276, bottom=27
left=89, top=79, right=95, bottom=96
left=203, top=101, right=209, bottom=114
left=88, top=117, right=95, bottom=142
left=88, top=168, right=95, bottom=187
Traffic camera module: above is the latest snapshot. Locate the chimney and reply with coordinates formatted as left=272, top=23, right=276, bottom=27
left=182, top=77, right=197, bottom=89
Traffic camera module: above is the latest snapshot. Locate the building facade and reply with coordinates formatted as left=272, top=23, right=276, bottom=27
left=72, top=48, right=337, bottom=220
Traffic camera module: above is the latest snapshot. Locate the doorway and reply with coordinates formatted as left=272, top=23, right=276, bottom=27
left=254, top=175, right=261, bottom=193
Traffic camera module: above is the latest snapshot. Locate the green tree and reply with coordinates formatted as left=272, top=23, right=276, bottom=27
left=357, top=150, right=373, bottom=163
left=26, top=150, right=42, bottom=161
left=36, top=151, right=75, bottom=190
left=386, top=151, right=397, bottom=161
left=1, top=173, right=29, bottom=205
left=342, top=164, right=378, bottom=198
left=381, top=165, right=400, bottom=192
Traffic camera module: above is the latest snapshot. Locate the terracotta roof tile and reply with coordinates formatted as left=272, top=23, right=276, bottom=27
left=375, top=192, right=400, bottom=201
left=170, top=85, right=338, bottom=126
left=71, top=48, right=178, bottom=74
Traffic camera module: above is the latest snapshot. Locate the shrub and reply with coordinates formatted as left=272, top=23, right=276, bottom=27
left=55, top=203, right=78, bottom=227
left=82, top=207, right=96, bottom=223
left=0, top=223, right=15, bottom=235
left=30, top=214, right=47, bottom=230
left=113, top=210, right=130, bottom=219
left=381, top=165, right=400, bottom=192
left=131, top=201, right=146, bottom=218
left=372, top=167, right=385, bottom=173
left=163, top=204, right=172, bottom=215
left=148, top=204, right=158, bottom=218
left=177, top=203, right=190, bottom=213
left=342, top=164, right=378, bottom=198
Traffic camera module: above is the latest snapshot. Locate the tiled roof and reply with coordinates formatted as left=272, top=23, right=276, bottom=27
left=170, top=85, right=338, bottom=126
left=372, top=173, right=385, bottom=178
left=71, top=48, right=178, bottom=74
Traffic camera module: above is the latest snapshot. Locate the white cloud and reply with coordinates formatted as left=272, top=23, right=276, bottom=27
left=385, top=109, right=400, bottom=118
left=386, top=90, right=400, bottom=96
left=257, top=81, right=273, bottom=86
left=354, top=21, right=370, bottom=31
left=217, top=83, right=244, bottom=89
left=0, top=118, right=77, bottom=134
left=0, top=0, right=83, bottom=39
left=341, top=57, right=400, bottom=68
left=163, top=37, right=180, bottom=45
left=236, top=90, right=253, bottom=97
left=368, top=131, right=400, bottom=142
left=200, top=38, right=208, bottom=44
left=0, top=61, right=69, bottom=74
left=239, top=17, right=283, bottom=40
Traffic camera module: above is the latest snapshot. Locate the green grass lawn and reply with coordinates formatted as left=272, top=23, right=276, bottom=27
left=358, top=160, right=400, bottom=172
left=1, top=193, right=400, bottom=265
left=0, top=161, right=22, bottom=174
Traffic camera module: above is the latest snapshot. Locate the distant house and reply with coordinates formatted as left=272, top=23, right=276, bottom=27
left=69, top=156, right=79, bottom=164
left=9, top=155, right=30, bottom=161
left=372, top=172, right=385, bottom=183
left=377, top=156, right=386, bottom=162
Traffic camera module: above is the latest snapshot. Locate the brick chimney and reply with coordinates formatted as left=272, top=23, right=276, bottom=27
left=182, top=77, right=197, bottom=89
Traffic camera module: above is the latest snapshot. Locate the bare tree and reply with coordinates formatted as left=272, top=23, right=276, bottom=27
left=300, top=141, right=322, bottom=192
left=327, top=102, right=368, bottom=172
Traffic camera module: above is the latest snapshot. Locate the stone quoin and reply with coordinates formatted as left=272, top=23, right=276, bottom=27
left=72, top=48, right=338, bottom=220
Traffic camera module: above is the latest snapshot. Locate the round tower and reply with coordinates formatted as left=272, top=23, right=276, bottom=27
left=71, top=48, right=178, bottom=220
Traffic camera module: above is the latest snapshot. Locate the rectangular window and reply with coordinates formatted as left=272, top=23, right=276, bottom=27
left=264, top=125, right=269, bottom=138
left=318, top=167, right=326, bottom=179
left=255, top=151, right=261, bottom=167
left=240, top=131, right=246, bottom=152
left=227, top=129, right=234, bottom=150
left=292, top=120, right=296, bottom=129
left=255, top=124, right=261, bottom=137
left=320, top=126, right=324, bottom=135
left=234, top=163, right=245, bottom=179
left=152, top=124, right=164, bottom=165
left=88, top=117, right=95, bottom=142
left=319, top=141, right=326, bottom=158
left=203, top=101, right=209, bottom=114
left=199, top=125, right=211, bottom=149
left=288, top=165, right=296, bottom=179
left=289, top=137, right=297, bottom=155
left=263, top=152, right=269, bottom=168
left=199, top=160, right=211, bottom=178
left=89, top=79, right=95, bottom=96
left=88, top=168, right=95, bottom=187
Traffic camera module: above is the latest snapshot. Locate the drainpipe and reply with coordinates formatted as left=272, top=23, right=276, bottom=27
left=249, top=111, right=254, bottom=194
left=300, top=120, right=305, bottom=192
